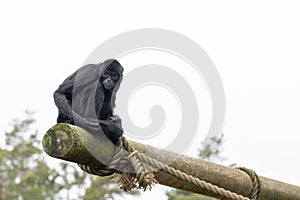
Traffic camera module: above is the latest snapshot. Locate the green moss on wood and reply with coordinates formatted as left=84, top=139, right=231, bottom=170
left=43, top=123, right=115, bottom=168
left=42, top=124, right=300, bottom=200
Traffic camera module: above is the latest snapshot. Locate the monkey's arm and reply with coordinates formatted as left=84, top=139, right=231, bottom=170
left=53, top=72, right=89, bottom=125
left=53, top=71, right=75, bottom=119
left=53, top=90, right=74, bottom=120
left=54, top=90, right=95, bottom=127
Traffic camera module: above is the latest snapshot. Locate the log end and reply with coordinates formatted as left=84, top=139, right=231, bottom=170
left=42, top=123, right=75, bottom=159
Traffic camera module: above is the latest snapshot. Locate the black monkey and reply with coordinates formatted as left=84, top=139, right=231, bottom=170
left=53, top=59, right=124, bottom=144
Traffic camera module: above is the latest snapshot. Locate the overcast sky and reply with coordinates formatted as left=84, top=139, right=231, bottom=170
left=0, top=1, right=299, bottom=199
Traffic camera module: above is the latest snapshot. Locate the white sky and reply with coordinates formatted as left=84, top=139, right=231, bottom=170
left=0, top=1, right=299, bottom=199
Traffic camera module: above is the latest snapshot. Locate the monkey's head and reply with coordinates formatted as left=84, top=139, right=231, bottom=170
left=100, top=64, right=121, bottom=90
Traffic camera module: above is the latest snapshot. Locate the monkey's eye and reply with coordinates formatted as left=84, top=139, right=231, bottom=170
left=103, top=73, right=109, bottom=78
left=110, top=72, right=119, bottom=80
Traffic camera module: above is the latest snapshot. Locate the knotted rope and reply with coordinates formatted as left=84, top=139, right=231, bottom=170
left=78, top=136, right=261, bottom=200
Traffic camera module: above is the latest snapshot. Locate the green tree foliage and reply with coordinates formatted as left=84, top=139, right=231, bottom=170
left=0, top=111, right=61, bottom=200
left=198, top=136, right=224, bottom=162
left=53, top=162, right=87, bottom=200
left=83, top=176, right=139, bottom=200
left=166, top=190, right=211, bottom=200
left=0, top=112, right=140, bottom=200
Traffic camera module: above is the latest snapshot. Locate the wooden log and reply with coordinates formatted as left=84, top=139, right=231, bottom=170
left=43, top=123, right=300, bottom=200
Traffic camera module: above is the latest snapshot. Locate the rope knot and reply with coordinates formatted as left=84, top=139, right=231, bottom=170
left=78, top=137, right=158, bottom=192
left=78, top=136, right=261, bottom=200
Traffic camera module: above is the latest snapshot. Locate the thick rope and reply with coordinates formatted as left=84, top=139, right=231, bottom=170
left=78, top=136, right=261, bottom=200
left=236, top=167, right=261, bottom=200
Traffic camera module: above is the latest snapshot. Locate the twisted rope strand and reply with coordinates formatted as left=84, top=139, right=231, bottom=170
left=78, top=136, right=261, bottom=200
left=237, top=167, right=261, bottom=200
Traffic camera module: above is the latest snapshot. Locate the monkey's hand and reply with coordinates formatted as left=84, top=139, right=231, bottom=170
left=110, top=115, right=122, bottom=127
left=99, top=119, right=123, bottom=137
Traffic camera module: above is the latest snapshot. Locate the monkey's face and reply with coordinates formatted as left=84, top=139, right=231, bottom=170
left=101, top=69, right=119, bottom=90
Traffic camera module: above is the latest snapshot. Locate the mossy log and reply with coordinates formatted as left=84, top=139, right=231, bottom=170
left=43, top=123, right=300, bottom=200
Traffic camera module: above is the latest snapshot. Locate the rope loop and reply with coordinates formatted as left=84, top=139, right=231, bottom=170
left=78, top=136, right=261, bottom=200
left=128, top=151, right=139, bottom=161
left=237, top=167, right=261, bottom=200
